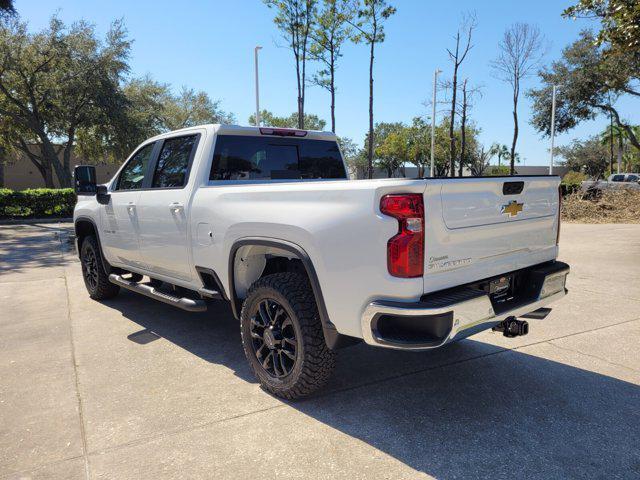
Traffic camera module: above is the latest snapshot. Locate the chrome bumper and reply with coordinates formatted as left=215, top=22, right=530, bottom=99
left=361, top=265, right=569, bottom=351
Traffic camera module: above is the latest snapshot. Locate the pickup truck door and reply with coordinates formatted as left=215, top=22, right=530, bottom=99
left=136, top=133, right=201, bottom=282
left=101, top=142, right=157, bottom=268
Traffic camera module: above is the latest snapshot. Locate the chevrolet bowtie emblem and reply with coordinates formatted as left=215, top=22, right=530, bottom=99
left=501, top=200, right=524, bottom=217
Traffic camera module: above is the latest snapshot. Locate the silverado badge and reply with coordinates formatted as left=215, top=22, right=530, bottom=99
left=501, top=200, right=524, bottom=217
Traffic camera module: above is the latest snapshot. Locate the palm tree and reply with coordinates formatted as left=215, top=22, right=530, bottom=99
left=490, top=143, right=510, bottom=167
left=600, top=124, right=626, bottom=174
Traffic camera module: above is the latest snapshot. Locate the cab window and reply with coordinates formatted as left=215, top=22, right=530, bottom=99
left=116, top=143, right=155, bottom=190
left=151, top=135, right=199, bottom=188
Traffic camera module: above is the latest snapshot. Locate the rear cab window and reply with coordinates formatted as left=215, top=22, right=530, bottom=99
left=209, top=135, right=346, bottom=181
left=151, top=134, right=199, bottom=188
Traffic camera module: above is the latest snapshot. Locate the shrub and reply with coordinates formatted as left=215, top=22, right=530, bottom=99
left=0, top=188, right=77, bottom=219
left=486, top=165, right=511, bottom=176
left=562, top=171, right=588, bottom=184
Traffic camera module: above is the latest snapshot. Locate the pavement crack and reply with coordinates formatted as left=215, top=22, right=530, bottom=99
left=64, top=275, right=91, bottom=480
left=546, top=340, right=640, bottom=373
left=89, top=403, right=287, bottom=457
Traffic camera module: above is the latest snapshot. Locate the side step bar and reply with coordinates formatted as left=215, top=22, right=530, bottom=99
left=109, top=274, right=207, bottom=312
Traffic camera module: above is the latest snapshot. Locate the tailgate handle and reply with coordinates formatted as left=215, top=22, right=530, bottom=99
left=503, top=181, right=524, bottom=195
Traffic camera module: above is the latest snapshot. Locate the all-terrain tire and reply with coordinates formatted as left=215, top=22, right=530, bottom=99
left=80, top=235, right=120, bottom=300
left=240, top=272, right=336, bottom=399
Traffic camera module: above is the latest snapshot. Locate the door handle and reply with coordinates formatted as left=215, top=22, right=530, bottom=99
left=169, top=202, right=184, bottom=214
left=127, top=202, right=136, bottom=214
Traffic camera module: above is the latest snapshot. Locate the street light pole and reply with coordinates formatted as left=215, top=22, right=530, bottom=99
left=430, top=69, right=441, bottom=178
left=549, top=85, right=557, bottom=175
left=254, top=46, right=262, bottom=127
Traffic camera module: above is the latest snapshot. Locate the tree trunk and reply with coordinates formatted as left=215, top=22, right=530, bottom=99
left=449, top=69, right=458, bottom=177
left=0, top=146, right=5, bottom=188
left=330, top=55, right=336, bottom=133
left=459, top=80, right=467, bottom=177
left=617, top=134, right=623, bottom=174
left=609, top=115, right=614, bottom=174
left=368, top=39, right=375, bottom=179
left=61, top=130, right=75, bottom=187
left=39, top=138, right=70, bottom=187
left=295, top=46, right=303, bottom=129
left=510, top=88, right=519, bottom=176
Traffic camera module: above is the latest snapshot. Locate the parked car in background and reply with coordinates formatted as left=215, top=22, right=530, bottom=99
left=581, top=173, right=640, bottom=195
left=73, top=124, right=570, bottom=399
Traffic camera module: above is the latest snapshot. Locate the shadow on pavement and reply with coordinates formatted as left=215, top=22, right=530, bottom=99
left=103, top=289, right=640, bottom=479
left=0, top=224, right=75, bottom=275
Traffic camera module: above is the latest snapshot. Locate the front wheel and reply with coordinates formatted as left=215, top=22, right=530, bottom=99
left=240, top=272, right=336, bottom=399
left=80, top=235, right=120, bottom=300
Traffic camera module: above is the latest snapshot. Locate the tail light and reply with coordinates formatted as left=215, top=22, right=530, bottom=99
left=380, top=194, right=424, bottom=278
left=556, top=185, right=562, bottom=245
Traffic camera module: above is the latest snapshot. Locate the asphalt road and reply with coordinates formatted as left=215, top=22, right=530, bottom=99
left=1, top=222, right=639, bottom=479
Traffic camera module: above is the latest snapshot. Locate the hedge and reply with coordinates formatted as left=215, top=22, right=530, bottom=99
left=0, top=188, right=77, bottom=219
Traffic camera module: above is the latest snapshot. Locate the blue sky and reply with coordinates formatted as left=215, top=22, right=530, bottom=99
left=16, top=0, right=639, bottom=166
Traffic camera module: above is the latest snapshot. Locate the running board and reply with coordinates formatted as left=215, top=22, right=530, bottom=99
left=109, top=274, right=207, bottom=312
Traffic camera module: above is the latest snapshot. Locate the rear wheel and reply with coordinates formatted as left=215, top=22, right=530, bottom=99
left=80, top=235, right=120, bottom=300
left=240, top=272, right=336, bottom=399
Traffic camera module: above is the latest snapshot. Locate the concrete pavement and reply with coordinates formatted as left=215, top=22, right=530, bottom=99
left=1, top=223, right=639, bottom=479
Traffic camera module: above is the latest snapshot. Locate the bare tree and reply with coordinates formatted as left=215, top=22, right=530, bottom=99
left=265, top=0, right=316, bottom=129
left=491, top=23, right=544, bottom=174
left=458, top=79, right=482, bottom=176
left=446, top=14, right=475, bottom=177
left=309, top=0, right=355, bottom=133
left=350, top=0, right=396, bottom=179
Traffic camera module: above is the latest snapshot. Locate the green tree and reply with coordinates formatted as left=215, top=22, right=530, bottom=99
left=310, top=0, right=354, bottom=133
left=264, top=0, right=316, bottom=129
left=491, top=23, right=544, bottom=175
left=557, top=136, right=610, bottom=178
left=162, top=87, right=235, bottom=131
left=563, top=0, right=640, bottom=62
left=77, top=77, right=234, bottom=164
left=338, top=136, right=367, bottom=178
left=405, top=117, right=431, bottom=177
left=0, top=0, right=14, bottom=16
left=490, top=143, right=510, bottom=167
left=0, top=16, right=130, bottom=186
left=529, top=31, right=640, bottom=153
left=248, top=110, right=326, bottom=130
left=376, top=128, right=409, bottom=177
left=349, top=0, right=396, bottom=178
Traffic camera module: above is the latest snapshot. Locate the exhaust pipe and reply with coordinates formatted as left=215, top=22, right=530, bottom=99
left=492, top=316, right=529, bottom=338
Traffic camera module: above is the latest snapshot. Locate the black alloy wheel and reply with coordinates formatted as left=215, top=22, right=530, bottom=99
left=82, top=245, right=99, bottom=291
left=80, top=235, right=120, bottom=300
left=239, top=272, right=336, bottom=399
left=249, top=298, right=299, bottom=378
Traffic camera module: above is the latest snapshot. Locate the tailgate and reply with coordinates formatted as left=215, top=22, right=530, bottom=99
left=423, top=176, right=561, bottom=294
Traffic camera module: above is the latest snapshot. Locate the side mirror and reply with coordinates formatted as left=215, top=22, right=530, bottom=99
left=74, top=165, right=97, bottom=195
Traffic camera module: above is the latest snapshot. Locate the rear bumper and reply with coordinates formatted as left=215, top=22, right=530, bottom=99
left=361, top=261, right=569, bottom=350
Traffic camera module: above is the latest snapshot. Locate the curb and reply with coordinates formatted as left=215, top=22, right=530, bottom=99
left=0, top=217, right=73, bottom=226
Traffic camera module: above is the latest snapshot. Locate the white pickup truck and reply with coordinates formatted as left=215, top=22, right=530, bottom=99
left=73, top=124, right=569, bottom=399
